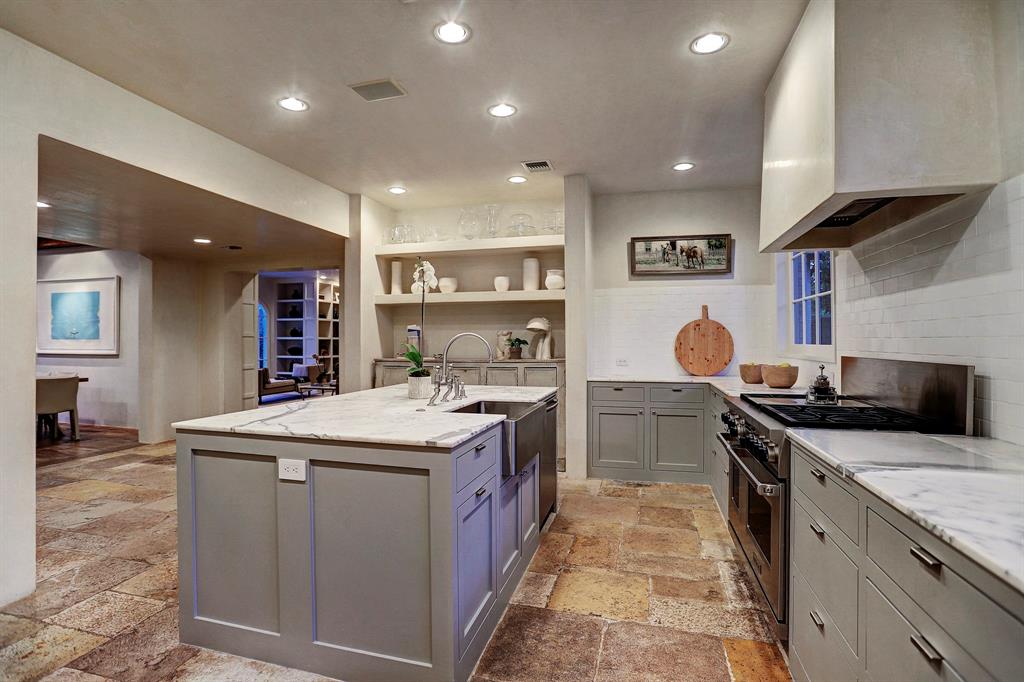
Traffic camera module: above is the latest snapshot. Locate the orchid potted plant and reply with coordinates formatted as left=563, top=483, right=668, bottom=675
left=406, top=258, right=438, bottom=398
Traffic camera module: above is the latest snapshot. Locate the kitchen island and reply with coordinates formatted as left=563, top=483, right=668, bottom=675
left=172, top=384, right=557, bottom=682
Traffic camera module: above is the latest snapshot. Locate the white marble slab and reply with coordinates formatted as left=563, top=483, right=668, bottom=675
left=173, top=384, right=557, bottom=449
left=788, top=428, right=1024, bottom=593
left=588, top=374, right=805, bottom=397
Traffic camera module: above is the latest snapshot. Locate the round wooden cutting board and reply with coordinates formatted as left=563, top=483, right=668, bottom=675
left=674, top=305, right=734, bottom=376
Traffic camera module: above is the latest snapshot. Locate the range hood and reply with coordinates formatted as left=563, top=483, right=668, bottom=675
left=758, top=0, right=1000, bottom=252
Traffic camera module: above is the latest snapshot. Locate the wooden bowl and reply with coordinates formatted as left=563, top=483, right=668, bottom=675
left=762, top=365, right=799, bottom=388
left=739, top=363, right=763, bottom=384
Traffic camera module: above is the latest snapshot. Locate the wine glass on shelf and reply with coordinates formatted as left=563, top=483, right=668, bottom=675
left=458, top=209, right=482, bottom=240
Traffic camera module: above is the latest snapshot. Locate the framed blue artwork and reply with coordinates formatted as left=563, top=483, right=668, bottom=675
left=37, top=276, right=120, bottom=355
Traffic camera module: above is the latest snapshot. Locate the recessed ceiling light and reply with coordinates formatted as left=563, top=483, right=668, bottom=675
left=673, top=162, right=696, bottom=171
left=277, top=96, right=309, bottom=112
left=488, top=103, right=517, bottom=118
left=193, top=238, right=212, bottom=244
left=690, top=32, right=730, bottom=54
left=507, top=175, right=527, bottom=184
left=36, top=201, right=51, bottom=208
left=319, top=274, right=327, bottom=280
left=387, top=186, right=407, bottom=195
left=434, top=20, right=471, bottom=44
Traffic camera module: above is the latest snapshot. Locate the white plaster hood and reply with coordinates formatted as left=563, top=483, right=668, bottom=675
left=758, top=0, right=1001, bottom=252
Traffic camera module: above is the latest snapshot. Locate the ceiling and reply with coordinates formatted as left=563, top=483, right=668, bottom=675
left=1, top=0, right=806, bottom=209
left=37, top=136, right=345, bottom=263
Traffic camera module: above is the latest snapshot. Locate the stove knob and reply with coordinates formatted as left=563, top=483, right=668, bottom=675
left=720, top=412, right=731, bottom=425
left=764, top=440, right=780, bottom=463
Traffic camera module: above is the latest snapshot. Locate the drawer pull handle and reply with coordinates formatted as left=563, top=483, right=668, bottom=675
left=809, top=468, right=826, bottom=482
left=475, top=486, right=487, bottom=497
left=671, top=388, right=683, bottom=392
left=809, top=611, right=825, bottom=629
left=910, top=545, right=943, bottom=571
left=475, top=443, right=487, bottom=451
left=910, top=633, right=943, bottom=663
left=613, top=387, right=624, bottom=391
left=809, top=521, right=826, bottom=539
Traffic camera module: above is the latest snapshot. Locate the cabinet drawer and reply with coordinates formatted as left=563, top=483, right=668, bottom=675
left=791, top=568, right=857, bottom=682
left=649, top=385, right=704, bottom=404
left=793, top=452, right=859, bottom=544
left=590, top=384, right=645, bottom=403
left=867, top=509, right=1023, bottom=681
left=456, top=434, right=499, bottom=493
left=864, top=578, right=965, bottom=682
left=792, top=500, right=859, bottom=656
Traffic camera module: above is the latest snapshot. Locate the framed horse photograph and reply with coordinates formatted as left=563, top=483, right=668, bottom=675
left=629, top=234, right=732, bottom=276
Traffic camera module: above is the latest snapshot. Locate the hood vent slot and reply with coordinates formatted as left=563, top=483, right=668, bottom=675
left=817, top=197, right=896, bottom=227
left=349, top=79, right=406, bottom=102
left=521, top=160, right=553, bottom=173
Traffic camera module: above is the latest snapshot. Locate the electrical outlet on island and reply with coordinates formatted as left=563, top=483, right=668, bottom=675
left=615, top=358, right=629, bottom=367
left=278, top=458, right=307, bottom=482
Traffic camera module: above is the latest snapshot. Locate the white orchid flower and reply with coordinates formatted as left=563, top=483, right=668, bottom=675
left=412, top=259, right=438, bottom=291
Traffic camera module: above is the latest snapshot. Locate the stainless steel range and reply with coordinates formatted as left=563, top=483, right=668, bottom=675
left=717, top=356, right=975, bottom=643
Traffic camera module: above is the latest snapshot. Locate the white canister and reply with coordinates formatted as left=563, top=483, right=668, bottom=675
left=438, top=277, right=458, bottom=294
left=493, top=276, right=510, bottom=292
left=390, top=260, right=403, bottom=295
left=544, top=269, right=565, bottom=290
left=523, top=258, right=540, bottom=291
left=408, top=375, right=433, bottom=399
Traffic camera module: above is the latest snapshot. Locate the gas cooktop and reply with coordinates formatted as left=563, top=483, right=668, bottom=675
left=740, top=393, right=935, bottom=431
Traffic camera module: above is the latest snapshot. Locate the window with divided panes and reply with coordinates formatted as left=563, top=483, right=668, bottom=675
left=790, top=250, right=833, bottom=347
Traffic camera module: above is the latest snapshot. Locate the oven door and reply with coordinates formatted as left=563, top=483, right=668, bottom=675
left=718, top=433, right=787, bottom=625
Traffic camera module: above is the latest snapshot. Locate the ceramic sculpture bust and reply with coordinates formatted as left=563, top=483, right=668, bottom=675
left=527, top=317, right=554, bottom=360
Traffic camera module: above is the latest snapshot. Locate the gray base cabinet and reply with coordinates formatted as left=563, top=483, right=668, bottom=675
left=789, top=444, right=1024, bottom=682
left=588, top=381, right=706, bottom=483
left=175, top=424, right=540, bottom=682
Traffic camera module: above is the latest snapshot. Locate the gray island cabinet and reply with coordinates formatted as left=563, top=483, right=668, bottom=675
left=173, top=384, right=554, bottom=682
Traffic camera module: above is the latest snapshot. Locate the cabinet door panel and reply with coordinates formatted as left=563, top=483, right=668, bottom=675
left=485, top=366, right=519, bottom=386
left=378, top=365, right=408, bottom=387
left=456, top=475, right=497, bottom=656
left=590, top=406, right=645, bottom=469
left=524, top=366, right=558, bottom=387
left=497, top=475, right=521, bottom=592
left=519, top=456, right=539, bottom=547
left=450, top=366, right=482, bottom=386
left=649, top=408, right=704, bottom=472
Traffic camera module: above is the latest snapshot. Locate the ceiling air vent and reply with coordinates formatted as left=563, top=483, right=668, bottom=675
left=349, top=79, right=407, bottom=102
left=521, top=160, right=553, bottom=173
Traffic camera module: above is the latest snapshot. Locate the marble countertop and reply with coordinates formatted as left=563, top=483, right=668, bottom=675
left=588, top=374, right=805, bottom=398
left=788, top=428, right=1024, bottom=593
left=173, top=384, right=557, bottom=449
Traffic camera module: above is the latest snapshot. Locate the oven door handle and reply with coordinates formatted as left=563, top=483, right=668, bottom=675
left=717, top=433, right=782, bottom=498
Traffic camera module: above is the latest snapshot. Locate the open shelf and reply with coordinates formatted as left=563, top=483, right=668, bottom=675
left=374, top=234, right=564, bottom=258
left=375, top=290, right=565, bottom=305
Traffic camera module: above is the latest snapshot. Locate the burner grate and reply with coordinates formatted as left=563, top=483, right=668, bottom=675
left=757, top=403, right=929, bottom=430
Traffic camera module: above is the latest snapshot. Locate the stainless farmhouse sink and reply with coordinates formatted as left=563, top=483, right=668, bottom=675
left=452, top=400, right=545, bottom=476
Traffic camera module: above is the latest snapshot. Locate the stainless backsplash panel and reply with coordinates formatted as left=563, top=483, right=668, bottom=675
left=841, top=357, right=974, bottom=435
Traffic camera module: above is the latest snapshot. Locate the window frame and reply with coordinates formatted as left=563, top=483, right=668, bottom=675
left=782, top=250, right=836, bottom=363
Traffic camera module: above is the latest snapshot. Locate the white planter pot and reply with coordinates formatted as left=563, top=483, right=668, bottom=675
left=408, top=375, right=433, bottom=399
left=544, top=269, right=565, bottom=290
left=438, top=277, right=458, bottom=294
left=494, top=276, right=510, bottom=292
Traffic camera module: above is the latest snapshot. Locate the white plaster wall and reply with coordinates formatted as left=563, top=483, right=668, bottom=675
left=563, top=175, right=593, bottom=479
left=36, top=249, right=149, bottom=429
left=353, top=195, right=398, bottom=390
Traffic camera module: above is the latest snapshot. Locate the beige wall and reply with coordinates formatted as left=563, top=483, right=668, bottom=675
left=991, top=0, right=1024, bottom=178
left=0, top=28, right=350, bottom=606
left=563, top=175, right=593, bottom=479
left=352, top=195, right=398, bottom=390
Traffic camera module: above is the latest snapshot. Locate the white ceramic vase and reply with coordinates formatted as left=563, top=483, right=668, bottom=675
left=408, top=375, right=433, bottom=399
left=544, top=269, right=565, bottom=290
left=390, top=260, right=403, bottom=295
left=494, top=276, right=510, bottom=292
left=438, top=277, right=458, bottom=294
left=523, top=258, right=540, bottom=291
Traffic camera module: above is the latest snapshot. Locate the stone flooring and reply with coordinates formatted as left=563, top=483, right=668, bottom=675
left=2, top=431, right=790, bottom=681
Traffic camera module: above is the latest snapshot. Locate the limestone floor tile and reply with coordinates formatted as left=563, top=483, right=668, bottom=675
left=556, top=478, right=602, bottom=496
left=36, top=499, right=140, bottom=530
left=111, top=559, right=178, bottom=603
left=39, top=480, right=142, bottom=503
left=140, top=495, right=177, bottom=512
left=723, top=638, right=792, bottom=682
left=548, top=515, right=625, bottom=540
left=72, top=508, right=172, bottom=538
left=37, top=496, right=77, bottom=513
left=566, top=535, right=619, bottom=569
left=509, top=571, right=557, bottom=608
left=37, top=547, right=94, bottom=582
left=638, top=506, right=697, bottom=529
left=648, top=596, right=773, bottom=641
left=527, top=532, right=574, bottom=574
left=167, top=648, right=336, bottom=681
left=692, top=509, right=732, bottom=541
left=40, top=668, right=110, bottom=681
left=594, top=621, right=730, bottom=682
left=557, top=494, right=640, bottom=524
left=598, top=480, right=652, bottom=498
left=474, top=605, right=604, bottom=682
left=46, top=590, right=166, bottom=637
left=106, top=519, right=177, bottom=565
left=41, top=531, right=120, bottom=555
left=617, top=554, right=721, bottom=580
left=719, top=561, right=767, bottom=610
left=69, top=607, right=198, bottom=681
left=621, top=525, right=701, bottom=558
left=37, top=474, right=79, bottom=491
left=650, top=575, right=726, bottom=603
left=3, top=557, right=149, bottom=619
left=701, top=539, right=736, bottom=560
left=101, top=464, right=177, bottom=491
left=0, top=624, right=106, bottom=681
left=639, top=486, right=717, bottom=510
left=0, top=613, right=44, bottom=648
left=38, top=526, right=69, bottom=546
left=547, top=567, right=649, bottom=621
left=104, top=485, right=170, bottom=505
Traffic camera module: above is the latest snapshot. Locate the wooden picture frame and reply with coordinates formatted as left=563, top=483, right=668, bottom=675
left=629, top=234, right=733, bottom=276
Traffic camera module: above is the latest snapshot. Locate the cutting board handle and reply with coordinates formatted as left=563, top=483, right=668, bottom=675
left=701, top=304, right=709, bottom=320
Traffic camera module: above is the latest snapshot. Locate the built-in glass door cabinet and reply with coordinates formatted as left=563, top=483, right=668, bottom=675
left=315, top=275, right=340, bottom=381
left=274, top=279, right=316, bottom=378
left=588, top=382, right=706, bottom=483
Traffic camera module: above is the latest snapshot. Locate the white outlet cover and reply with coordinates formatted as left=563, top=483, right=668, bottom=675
left=278, top=458, right=307, bottom=482
left=616, top=358, right=629, bottom=367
